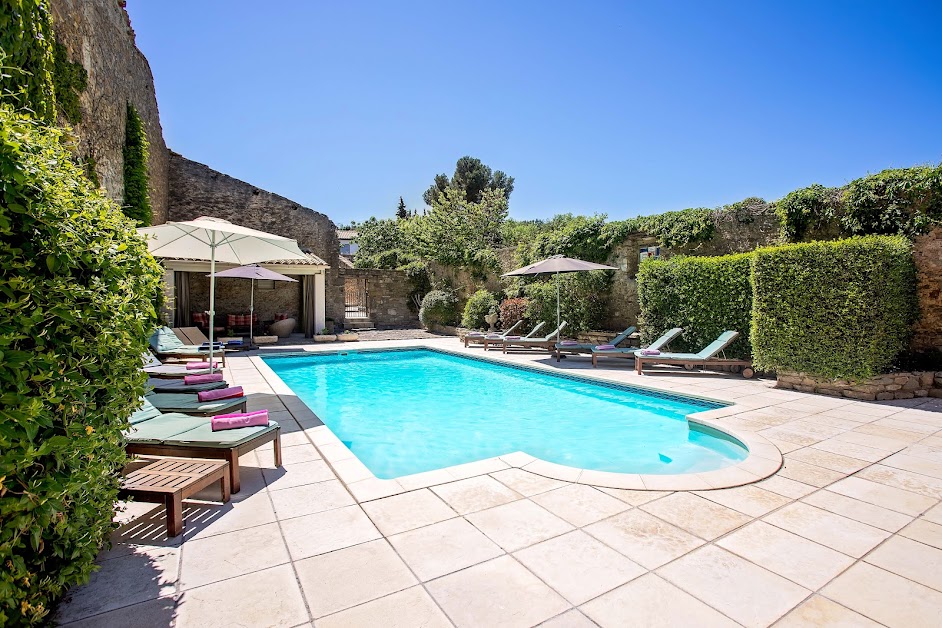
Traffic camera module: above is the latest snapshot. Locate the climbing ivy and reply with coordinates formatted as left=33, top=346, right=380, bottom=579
left=122, top=102, right=151, bottom=225
left=52, top=40, right=87, bottom=124
left=0, top=0, right=57, bottom=123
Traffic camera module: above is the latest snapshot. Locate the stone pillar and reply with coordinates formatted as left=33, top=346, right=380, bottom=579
left=315, top=271, right=326, bottom=334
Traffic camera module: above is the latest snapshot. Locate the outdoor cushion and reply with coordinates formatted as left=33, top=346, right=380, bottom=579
left=144, top=392, right=244, bottom=414
left=130, top=398, right=164, bottom=425
left=157, top=420, right=279, bottom=447
left=150, top=326, right=187, bottom=352
left=146, top=378, right=229, bottom=393
left=125, top=413, right=207, bottom=441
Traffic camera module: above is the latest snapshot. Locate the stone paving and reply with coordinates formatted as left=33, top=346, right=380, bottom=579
left=56, top=337, right=942, bottom=627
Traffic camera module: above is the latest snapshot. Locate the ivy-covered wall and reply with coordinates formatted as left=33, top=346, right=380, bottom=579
left=122, top=102, right=151, bottom=225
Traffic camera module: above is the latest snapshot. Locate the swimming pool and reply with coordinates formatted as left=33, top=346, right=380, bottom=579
left=263, top=349, right=747, bottom=479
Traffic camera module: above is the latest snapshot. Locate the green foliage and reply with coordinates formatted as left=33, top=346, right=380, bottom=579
left=122, top=102, right=151, bottom=225
left=396, top=196, right=408, bottom=219
left=510, top=214, right=612, bottom=265
left=637, top=253, right=754, bottom=358
left=498, top=297, right=528, bottom=330
left=51, top=41, right=86, bottom=125
left=842, top=164, right=942, bottom=237
left=608, top=206, right=716, bottom=250
left=354, top=216, right=417, bottom=270
left=82, top=153, right=100, bottom=188
left=0, top=0, right=57, bottom=123
left=461, top=289, right=499, bottom=329
left=419, top=289, right=459, bottom=328
left=776, top=184, right=844, bottom=242
left=777, top=165, right=942, bottom=242
left=0, top=106, right=162, bottom=625
left=408, top=187, right=507, bottom=273
left=751, top=236, right=916, bottom=380
left=522, top=272, right=612, bottom=335
left=423, top=155, right=514, bottom=205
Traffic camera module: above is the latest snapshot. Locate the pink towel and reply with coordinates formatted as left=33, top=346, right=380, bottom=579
left=198, top=386, right=244, bottom=402
left=504, top=335, right=521, bottom=340
left=184, top=373, right=224, bottom=384
left=559, top=340, right=580, bottom=346
left=640, top=349, right=661, bottom=356
left=595, top=344, right=616, bottom=350
left=186, top=361, right=221, bottom=370
left=211, top=410, right=269, bottom=431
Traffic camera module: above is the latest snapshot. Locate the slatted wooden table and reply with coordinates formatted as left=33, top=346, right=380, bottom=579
left=120, top=457, right=230, bottom=537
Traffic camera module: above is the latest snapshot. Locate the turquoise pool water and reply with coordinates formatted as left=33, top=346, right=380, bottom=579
left=263, top=349, right=746, bottom=479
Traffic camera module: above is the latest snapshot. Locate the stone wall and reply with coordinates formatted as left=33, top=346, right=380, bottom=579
left=341, top=268, right=418, bottom=328
left=50, top=0, right=169, bottom=223
left=186, top=273, right=301, bottom=328
left=167, top=153, right=344, bottom=320
left=912, top=227, right=942, bottom=352
left=777, top=371, right=942, bottom=401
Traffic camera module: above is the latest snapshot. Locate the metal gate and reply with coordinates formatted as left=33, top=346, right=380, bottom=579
left=344, top=275, right=369, bottom=319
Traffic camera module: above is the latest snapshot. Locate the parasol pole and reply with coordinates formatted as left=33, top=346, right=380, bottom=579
left=208, top=232, right=216, bottom=374
left=249, top=277, right=255, bottom=348
left=555, top=270, right=561, bottom=342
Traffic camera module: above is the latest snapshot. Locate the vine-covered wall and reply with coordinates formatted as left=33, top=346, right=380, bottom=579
left=122, top=102, right=151, bottom=225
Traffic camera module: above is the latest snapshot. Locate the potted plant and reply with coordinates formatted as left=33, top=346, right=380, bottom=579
left=337, top=329, right=359, bottom=342
left=315, top=328, right=337, bottom=342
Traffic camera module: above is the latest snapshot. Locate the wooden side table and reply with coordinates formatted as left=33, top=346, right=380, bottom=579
left=120, top=457, right=230, bottom=537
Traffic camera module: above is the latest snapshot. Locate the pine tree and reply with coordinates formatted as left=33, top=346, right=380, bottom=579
left=396, top=196, right=409, bottom=219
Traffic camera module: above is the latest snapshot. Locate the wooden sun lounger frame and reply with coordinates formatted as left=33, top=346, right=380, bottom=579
left=634, top=354, right=754, bottom=378
left=126, top=425, right=281, bottom=493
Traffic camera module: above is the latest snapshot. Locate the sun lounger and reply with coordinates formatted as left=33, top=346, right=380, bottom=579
left=493, top=322, right=568, bottom=353
left=149, top=326, right=230, bottom=365
left=591, top=327, right=684, bottom=367
left=146, top=377, right=229, bottom=393
left=124, top=398, right=281, bottom=493
left=144, top=392, right=246, bottom=416
left=463, top=320, right=523, bottom=347
left=632, top=330, right=754, bottom=377
left=175, top=326, right=245, bottom=351
left=476, top=322, right=547, bottom=349
left=555, top=326, right=636, bottom=362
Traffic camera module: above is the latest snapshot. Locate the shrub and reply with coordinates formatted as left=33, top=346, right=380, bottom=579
left=776, top=184, right=844, bottom=242
left=0, top=1, right=57, bottom=123
left=499, top=297, right=528, bottom=330
left=842, top=164, right=942, bottom=237
left=637, top=253, right=754, bottom=358
left=751, top=236, right=916, bottom=380
left=0, top=107, right=162, bottom=624
left=122, top=102, right=151, bottom=225
left=419, top=290, right=459, bottom=328
left=523, top=272, right=611, bottom=335
left=461, top=289, right=498, bottom=329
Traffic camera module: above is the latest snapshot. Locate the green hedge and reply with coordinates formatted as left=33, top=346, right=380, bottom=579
left=751, top=236, right=916, bottom=379
left=0, top=107, right=162, bottom=624
left=0, top=1, right=57, bottom=124
left=522, top=272, right=611, bottom=335
left=419, top=290, right=459, bottom=328
left=461, top=289, right=498, bottom=329
left=637, top=253, right=754, bottom=358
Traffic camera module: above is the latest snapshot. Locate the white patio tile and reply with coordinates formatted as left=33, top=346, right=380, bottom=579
left=388, top=517, right=503, bottom=581
left=466, top=499, right=574, bottom=552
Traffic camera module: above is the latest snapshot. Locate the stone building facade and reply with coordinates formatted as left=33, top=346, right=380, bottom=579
left=167, top=152, right=346, bottom=322
left=912, top=227, right=942, bottom=352
left=340, top=268, right=418, bottom=328
left=50, top=0, right=169, bottom=223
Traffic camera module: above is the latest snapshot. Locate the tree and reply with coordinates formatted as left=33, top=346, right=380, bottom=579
left=122, top=102, right=152, bottom=225
left=396, top=196, right=409, bottom=219
left=409, top=187, right=508, bottom=272
left=423, top=156, right=514, bottom=205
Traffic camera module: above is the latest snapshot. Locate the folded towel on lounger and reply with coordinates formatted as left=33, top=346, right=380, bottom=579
left=184, top=373, right=225, bottom=384
left=640, top=349, right=661, bottom=355
left=504, top=336, right=521, bottom=340
left=595, top=344, right=616, bottom=350
left=186, top=361, right=221, bottom=370
left=211, top=410, right=269, bottom=431
left=198, top=386, right=244, bottom=402
left=559, top=340, right=580, bottom=346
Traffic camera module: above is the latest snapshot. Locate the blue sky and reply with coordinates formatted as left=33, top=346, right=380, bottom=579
left=127, top=0, right=942, bottom=225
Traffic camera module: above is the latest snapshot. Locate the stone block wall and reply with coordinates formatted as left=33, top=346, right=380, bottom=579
left=777, top=371, right=942, bottom=401
left=186, top=273, right=301, bottom=328
left=341, top=268, right=418, bottom=328
left=167, top=153, right=345, bottom=321
left=50, top=0, right=169, bottom=223
left=912, top=227, right=942, bottom=352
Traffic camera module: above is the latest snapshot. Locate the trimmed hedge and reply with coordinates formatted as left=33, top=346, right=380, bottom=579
left=637, top=253, right=754, bottom=358
left=751, top=236, right=916, bottom=380
left=0, top=107, right=162, bottom=624
left=419, top=290, right=459, bottom=328
left=461, top=289, right=498, bottom=329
